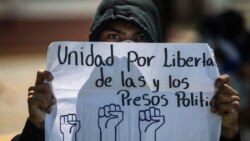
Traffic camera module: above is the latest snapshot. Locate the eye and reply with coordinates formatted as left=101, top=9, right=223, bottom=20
left=107, top=33, right=121, bottom=41
left=99, top=30, right=122, bottom=42
left=135, top=34, right=148, bottom=42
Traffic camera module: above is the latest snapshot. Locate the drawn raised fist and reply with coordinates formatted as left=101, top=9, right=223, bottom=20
left=139, top=107, right=165, bottom=141
left=98, top=104, right=124, bottom=141
left=60, top=114, right=81, bottom=141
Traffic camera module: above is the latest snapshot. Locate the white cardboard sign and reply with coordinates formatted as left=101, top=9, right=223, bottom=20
left=45, top=42, right=221, bottom=141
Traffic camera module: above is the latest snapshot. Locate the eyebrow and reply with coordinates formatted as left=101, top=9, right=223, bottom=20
left=104, top=27, right=125, bottom=35
left=104, top=27, right=144, bottom=36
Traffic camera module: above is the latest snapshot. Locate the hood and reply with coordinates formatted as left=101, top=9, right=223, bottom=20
left=89, top=0, right=162, bottom=42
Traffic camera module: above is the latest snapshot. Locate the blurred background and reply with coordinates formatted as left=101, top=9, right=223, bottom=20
left=0, top=0, right=249, bottom=140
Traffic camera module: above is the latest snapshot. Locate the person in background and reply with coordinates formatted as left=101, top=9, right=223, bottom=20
left=216, top=10, right=250, bottom=73
left=235, top=58, right=250, bottom=141
left=12, top=0, right=240, bottom=141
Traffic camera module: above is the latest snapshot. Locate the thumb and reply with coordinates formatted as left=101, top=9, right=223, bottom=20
left=109, top=111, right=123, bottom=117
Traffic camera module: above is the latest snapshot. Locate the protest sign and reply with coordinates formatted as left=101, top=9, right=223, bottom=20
left=45, top=42, right=221, bottom=141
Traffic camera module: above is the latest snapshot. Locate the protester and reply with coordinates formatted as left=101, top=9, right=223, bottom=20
left=12, top=0, right=240, bottom=141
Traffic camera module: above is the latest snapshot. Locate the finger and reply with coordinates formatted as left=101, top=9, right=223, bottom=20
left=212, top=99, right=240, bottom=113
left=72, top=114, right=77, bottom=121
left=28, top=86, right=35, bottom=92
left=155, top=108, right=160, bottom=116
left=215, top=93, right=240, bottom=105
left=68, top=114, right=74, bottom=121
left=104, top=105, right=110, bottom=117
left=65, top=115, right=68, bottom=124
left=217, top=84, right=239, bottom=96
left=145, top=109, right=150, bottom=121
left=29, top=91, right=53, bottom=114
left=28, top=84, right=54, bottom=107
left=215, top=74, right=231, bottom=87
left=151, top=116, right=164, bottom=122
left=28, top=86, right=35, bottom=96
left=212, top=84, right=239, bottom=110
left=35, top=91, right=52, bottom=106
left=35, top=70, right=53, bottom=85
left=28, top=96, right=48, bottom=111
left=36, top=70, right=46, bottom=85
left=45, top=85, right=56, bottom=105
left=51, top=93, right=57, bottom=105
left=99, top=107, right=105, bottom=117
left=115, top=105, right=121, bottom=111
left=60, top=115, right=66, bottom=124
left=215, top=102, right=239, bottom=115
left=150, top=107, right=155, bottom=117
left=139, top=111, right=146, bottom=121
left=36, top=95, right=51, bottom=110
left=28, top=90, right=35, bottom=97
left=109, top=111, right=123, bottom=117
left=34, top=83, right=52, bottom=92
left=215, top=84, right=240, bottom=103
left=34, top=83, right=54, bottom=107
left=47, top=107, right=52, bottom=114
left=36, top=84, right=57, bottom=105
left=32, top=91, right=54, bottom=113
left=110, top=104, right=115, bottom=111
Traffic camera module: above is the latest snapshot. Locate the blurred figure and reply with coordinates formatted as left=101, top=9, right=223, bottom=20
left=236, top=58, right=250, bottom=141
left=154, top=0, right=205, bottom=42
left=200, top=10, right=250, bottom=73
left=154, top=0, right=226, bottom=43
left=200, top=9, right=250, bottom=141
left=216, top=10, right=250, bottom=73
left=156, top=2, right=250, bottom=140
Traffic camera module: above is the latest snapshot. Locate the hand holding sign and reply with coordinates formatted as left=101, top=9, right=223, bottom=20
left=211, top=75, right=240, bottom=139
left=45, top=42, right=233, bottom=141
left=28, top=69, right=55, bottom=129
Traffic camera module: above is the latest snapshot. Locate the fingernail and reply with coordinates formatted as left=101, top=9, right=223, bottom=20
left=211, top=96, right=215, bottom=103
left=47, top=108, right=52, bottom=114
left=210, top=107, right=216, bottom=113
left=52, top=99, right=57, bottom=105
left=215, top=81, right=221, bottom=88
left=48, top=74, right=54, bottom=81
left=210, top=98, right=216, bottom=113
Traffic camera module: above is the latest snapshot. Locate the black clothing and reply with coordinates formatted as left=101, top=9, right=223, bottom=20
left=220, top=133, right=241, bottom=141
left=12, top=119, right=44, bottom=141
left=89, top=0, right=162, bottom=42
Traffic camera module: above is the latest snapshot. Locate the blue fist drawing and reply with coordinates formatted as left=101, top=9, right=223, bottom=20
left=60, top=114, right=81, bottom=141
left=98, top=104, right=124, bottom=141
left=139, top=107, right=165, bottom=141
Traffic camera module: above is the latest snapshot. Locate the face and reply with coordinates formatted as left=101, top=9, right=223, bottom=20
left=99, top=21, right=149, bottom=42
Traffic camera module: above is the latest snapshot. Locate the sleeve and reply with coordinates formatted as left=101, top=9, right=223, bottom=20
left=17, top=119, right=45, bottom=141
left=220, top=132, right=241, bottom=141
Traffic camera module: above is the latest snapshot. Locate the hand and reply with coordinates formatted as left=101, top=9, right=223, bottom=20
left=28, top=69, right=56, bottom=129
left=211, top=74, right=240, bottom=139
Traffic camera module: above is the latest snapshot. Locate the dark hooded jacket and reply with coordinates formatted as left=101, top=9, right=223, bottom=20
left=13, top=0, right=240, bottom=141
left=89, top=0, right=162, bottom=42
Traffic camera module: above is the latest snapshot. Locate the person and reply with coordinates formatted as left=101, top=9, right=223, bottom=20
left=12, top=0, right=240, bottom=141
